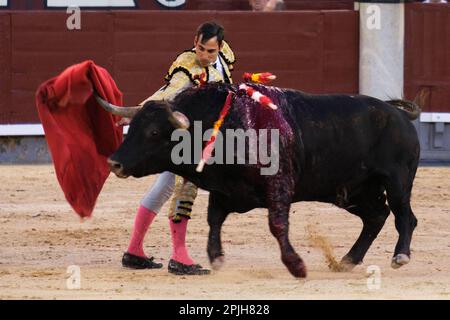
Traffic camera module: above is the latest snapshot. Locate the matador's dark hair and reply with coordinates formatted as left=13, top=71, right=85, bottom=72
left=196, top=21, right=225, bottom=46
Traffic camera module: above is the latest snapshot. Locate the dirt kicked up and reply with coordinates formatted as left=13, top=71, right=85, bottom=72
left=0, top=165, right=449, bottom=299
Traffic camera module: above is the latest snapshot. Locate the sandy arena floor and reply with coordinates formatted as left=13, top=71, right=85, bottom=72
left=0, top=165, right=449, bottom=299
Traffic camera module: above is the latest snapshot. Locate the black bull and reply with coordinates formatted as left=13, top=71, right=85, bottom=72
left=97, top=83, right=423, bottom=278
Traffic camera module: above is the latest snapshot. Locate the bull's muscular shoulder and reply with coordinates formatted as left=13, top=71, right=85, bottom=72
left=219, top=40, right=235, bottom=70
left=165, top=50, right=203, bottom=85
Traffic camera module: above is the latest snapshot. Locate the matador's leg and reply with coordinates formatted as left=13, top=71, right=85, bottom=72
left=167, top=176, right=209, bottom=275
left=169, top=176, right=198, bottom=222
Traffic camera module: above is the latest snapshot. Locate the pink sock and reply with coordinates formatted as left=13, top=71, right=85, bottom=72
left=169, top=216, right=195, bottom=265
left=127, top=205, right=156, bottom=258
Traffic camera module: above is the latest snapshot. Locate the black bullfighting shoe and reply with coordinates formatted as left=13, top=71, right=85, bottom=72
left=168, top=259, right=211, bottom=275
left=122, top=252, right=163, bottom=269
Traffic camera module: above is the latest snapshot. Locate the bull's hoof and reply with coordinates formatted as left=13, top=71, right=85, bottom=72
left=286, top=260, right=307, bottom=278
left=282, top=254, right=307, bottom=278
left=391, top=254, right=410, bottom=269
left=211, top=255, right=225, bottom=270
left=336, top=257, right=358, bottom=272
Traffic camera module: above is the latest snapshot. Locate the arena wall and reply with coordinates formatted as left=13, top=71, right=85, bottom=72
left=0, top=10, right=359, bottom=125
left=405, top=3, right=450, bottom=161
left=0, top=0, right=355, bottom=11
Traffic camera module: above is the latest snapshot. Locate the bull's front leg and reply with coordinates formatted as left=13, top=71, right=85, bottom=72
left=267, top=182, right=307, bottom=278
left=207, top=193, right=230, bottom=270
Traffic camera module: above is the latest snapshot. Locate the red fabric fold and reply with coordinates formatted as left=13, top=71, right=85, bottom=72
left=35, top=60, right=123, bottom=218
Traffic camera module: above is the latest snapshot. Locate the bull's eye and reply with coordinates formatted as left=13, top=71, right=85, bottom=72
left=145, top=129, right=159, bottom=138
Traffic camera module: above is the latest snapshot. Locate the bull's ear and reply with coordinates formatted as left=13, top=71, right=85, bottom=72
left=169, top=111, right=190, bottom=129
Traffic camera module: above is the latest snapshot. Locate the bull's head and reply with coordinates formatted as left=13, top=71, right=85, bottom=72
left=95, top=94, right=190, bottom=178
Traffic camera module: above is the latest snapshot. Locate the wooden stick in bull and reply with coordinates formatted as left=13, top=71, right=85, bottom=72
left=239, top=83, right=278, bottom=110
left=196, top=91, right=234, bottom=172
left=196, top=73, right=278, bottom=173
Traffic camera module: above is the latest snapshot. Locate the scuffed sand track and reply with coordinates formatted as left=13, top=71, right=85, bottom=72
left=1, top=165, right=450, bottom=299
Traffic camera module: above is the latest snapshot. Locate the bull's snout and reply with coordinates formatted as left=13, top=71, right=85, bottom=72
left=107, top=158, right=129, bottom=178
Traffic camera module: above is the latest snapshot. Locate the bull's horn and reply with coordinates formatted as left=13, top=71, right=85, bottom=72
left=94, top=93, right=141, bottom=118
left=163, top=103, right=190, bottom=129
left=170, top=111, right=190, bottom=129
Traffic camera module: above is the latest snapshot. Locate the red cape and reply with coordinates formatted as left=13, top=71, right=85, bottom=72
left=36, top=60, right=123, bottom=218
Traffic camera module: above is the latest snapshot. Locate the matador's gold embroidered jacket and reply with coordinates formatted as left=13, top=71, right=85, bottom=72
left=139, top=40, right=235, bottom=104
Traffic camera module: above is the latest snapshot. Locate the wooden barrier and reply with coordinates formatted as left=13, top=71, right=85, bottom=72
left=0, top=10, right=358, bottom=124
left=405, top=3, right=450, bottom=113
left=0, top=0, right=354, bottom=11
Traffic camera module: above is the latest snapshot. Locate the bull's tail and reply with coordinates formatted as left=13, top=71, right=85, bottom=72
left=385, top=87, right=430, bottom=121
left=386, top=99, right=421, bottom=120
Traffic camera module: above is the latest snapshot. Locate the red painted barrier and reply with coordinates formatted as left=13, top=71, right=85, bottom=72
left=0, top=10, right=359, bottom=124
left=0, top=0, right=354, bottom=11
left=405, top=3, right=450, bottom=113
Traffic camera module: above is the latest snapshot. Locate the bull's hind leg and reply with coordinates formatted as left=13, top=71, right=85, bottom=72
left=206, top=193, right=230, bottom=270
left=339, top=184, right=390, bottom=271
left=384, top=174, right=417, bottom=269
